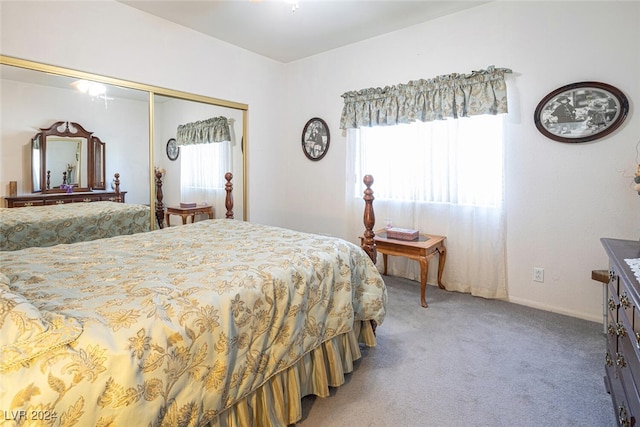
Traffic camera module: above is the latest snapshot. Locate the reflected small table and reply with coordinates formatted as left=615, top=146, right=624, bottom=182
left=165, top=205, right=214, bottom=226
left=370, top=230, right=447, bottom=308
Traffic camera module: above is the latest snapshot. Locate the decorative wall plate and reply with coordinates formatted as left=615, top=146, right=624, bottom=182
left=166, top=138, right=179, bottom=160
left=534, top=81, right=628, bottom=143
left=301, top=118, right=330, bottom=160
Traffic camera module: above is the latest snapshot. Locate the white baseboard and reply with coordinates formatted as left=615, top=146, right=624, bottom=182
left=507, top=296, right=603, bottom=324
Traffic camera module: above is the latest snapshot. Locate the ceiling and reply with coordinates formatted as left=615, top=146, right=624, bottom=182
left=119, top=0, right=488, bottom=63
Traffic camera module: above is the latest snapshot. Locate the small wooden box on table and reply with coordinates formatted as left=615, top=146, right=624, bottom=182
left=165, top=205, right=214, bottom=226
left=361, top=229, right=447, bottom=308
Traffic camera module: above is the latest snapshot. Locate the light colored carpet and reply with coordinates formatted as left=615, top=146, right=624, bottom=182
left=294, top=275, right=614, bottom=427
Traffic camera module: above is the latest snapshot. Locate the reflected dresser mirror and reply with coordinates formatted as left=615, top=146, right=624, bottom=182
left=32, top=121, right=105, bottom=193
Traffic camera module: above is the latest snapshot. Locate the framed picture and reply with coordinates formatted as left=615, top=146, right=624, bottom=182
left=302, top=118, right=330, bottom=160
left=166, top=138, right=179, bottom=161
left=534, top=81, right=628, bottom=143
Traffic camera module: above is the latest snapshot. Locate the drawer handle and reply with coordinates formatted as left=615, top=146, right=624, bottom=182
left=610, top=270, right=616, bottom=281
left=608, top=324, right=618, bottom=337
left=608, top=296, right=617, bottom=312
left=605, top=351, right=614, bottom=367
left=108, top=197, right=115, bottom=201
left=83, top=198, right=92, bottom=202
left=24, top=202, right=33, bottom=207
left=617, top=322, right=627, bottom=338
left=619, top=405, right=632, bottom=427
left=620, top=292, right=631, bottom=309
left=616, top=352, right=627, bottom=368
left=636, top=332, right=640, bottom=348
left=56, top=200, right=65, bottom=204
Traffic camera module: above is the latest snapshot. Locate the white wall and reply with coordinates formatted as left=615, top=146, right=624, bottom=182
left=280, top=1, right=640, bottom=321
left=2, top=1, right=639, bottom=322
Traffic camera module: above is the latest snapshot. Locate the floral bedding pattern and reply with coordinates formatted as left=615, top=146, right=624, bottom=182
left=0, top=220, right=386, bottom=426
left=0, top=202, right=150, bottom=251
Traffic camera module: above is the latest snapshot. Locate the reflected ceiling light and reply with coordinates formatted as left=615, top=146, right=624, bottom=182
left=71, top=80, right=110, bottom=108
left=71, top=79, right=106, bottom=97
left=284, top=0, right=298, bottom=12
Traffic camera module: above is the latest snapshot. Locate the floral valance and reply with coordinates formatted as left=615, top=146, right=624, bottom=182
left=339, top=66, right=512, bottom=129
left=176, top=116, right=231, bottom=146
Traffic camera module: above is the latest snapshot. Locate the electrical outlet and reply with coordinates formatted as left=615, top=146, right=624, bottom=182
left=533, top=267, right=544, bottom=283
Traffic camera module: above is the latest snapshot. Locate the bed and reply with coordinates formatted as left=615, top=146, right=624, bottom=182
left=0, top=176, right=386, bottom=426
left=1, top=176, right=151, bottom=251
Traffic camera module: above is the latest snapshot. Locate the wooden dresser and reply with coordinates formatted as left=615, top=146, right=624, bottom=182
left=4, top=190, right=126, bottom=208
left=601, top=238, right=640, bottom=427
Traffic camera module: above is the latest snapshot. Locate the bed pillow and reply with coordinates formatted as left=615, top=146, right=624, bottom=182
left=0, top=288, right=82, bottom=371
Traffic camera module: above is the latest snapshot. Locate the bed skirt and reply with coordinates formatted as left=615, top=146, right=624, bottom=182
left=209, top=320, right=377, bottom=427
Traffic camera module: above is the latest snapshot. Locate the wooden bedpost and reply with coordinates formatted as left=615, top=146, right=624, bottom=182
left=155, top=169, right=165, bottom=228
left=225, top=172, right=234, bottom=219
left=47, top=170, right=51, bottom=190
left=362, top=174, right=377, bottom=263
left=114, top=173, right=121, bottom=203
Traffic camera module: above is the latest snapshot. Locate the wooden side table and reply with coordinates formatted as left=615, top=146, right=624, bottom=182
left=365, top=230, right=447, bottom=308
left=165, top=205, right=214, bottom=226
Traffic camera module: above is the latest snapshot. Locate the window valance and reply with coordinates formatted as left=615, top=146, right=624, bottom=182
left=339, top=65, right=512, bottom=130
left=176, top=116, right=231, bottom=146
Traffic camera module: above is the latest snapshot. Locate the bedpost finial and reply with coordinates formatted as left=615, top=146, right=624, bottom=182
left=363, top=174, right=374, bottom=188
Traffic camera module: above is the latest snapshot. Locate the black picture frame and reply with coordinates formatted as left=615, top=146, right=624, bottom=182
left=302, top=118, right=330, bottom=161
left=534, top=81, right=629, bottom=143
left=166, top=138, right=179, bottom=161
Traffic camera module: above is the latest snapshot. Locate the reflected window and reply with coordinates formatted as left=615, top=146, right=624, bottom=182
left=180, top=142, right=231, bottom=205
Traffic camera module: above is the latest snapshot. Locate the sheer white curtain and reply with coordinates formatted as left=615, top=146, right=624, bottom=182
left=346, top=116, right=507, bottom=299
left=180, top=141, right=231, bottom=209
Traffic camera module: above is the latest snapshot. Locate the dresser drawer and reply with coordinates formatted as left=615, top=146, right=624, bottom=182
left=620, top=319, right=640, bottom=388
left=45, top=199, right=70, bottom=205
left=606, top=353, right=632, bottom=426
left=100, top=194, right=124, bottom=202
left=607, top=363, right=636, bottom=427
left=71, top=196, right=101, bottom=203
left=616, top=348, right=640, bottom=426
left=11, top=200, right=44, bottom=207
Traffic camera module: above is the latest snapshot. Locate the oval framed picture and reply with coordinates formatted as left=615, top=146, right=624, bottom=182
left=534, top=81, right=628, bottom=143
left=302, top=118, right=330, bottom=161
left=166, top=138, right=179, bottom=161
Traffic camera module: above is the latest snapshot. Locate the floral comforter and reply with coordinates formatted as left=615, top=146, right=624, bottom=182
left=0, top=202, right=150, bottom=251
left=0, top=220, right=386, bottom=426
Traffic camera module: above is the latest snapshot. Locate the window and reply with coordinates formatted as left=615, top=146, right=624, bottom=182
left=353, top=115, right=504, bottom=208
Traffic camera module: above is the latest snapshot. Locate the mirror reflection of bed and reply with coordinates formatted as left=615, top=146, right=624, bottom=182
left=0, top=171, right=153, bottom=251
